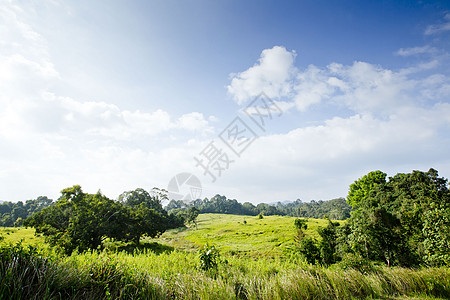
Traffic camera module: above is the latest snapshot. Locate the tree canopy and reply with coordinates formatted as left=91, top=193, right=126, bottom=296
left=24, top=186, right=183, bottom=254
left=342, top=168, right=450, bottom=267
left=167, top=195, right=351, bottom=220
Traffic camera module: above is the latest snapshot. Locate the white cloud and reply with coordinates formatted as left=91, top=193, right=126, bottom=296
left=212, top=102, right=450, bottom=202
left=0, top=1, right=216, bottom=201
left=227, top=47, right=441, bottom=115
left=425, top=13, right=450, bottom=35
left=177, top=112, right=213, bottom=133
left=293, top=64, right=341, bottom=111
left=219, top=45, right=450, bottom=202
left=396, top=45, right=437, bottom=56
left=227, top=46, right=297, bottom=104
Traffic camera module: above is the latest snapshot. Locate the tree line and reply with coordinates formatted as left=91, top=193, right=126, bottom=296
left=296, top=168, right=450, bottom=267
left=1, top=190, right=351, bottom=229
left=167, top=195, right=351, bottom=220
left=0, top=196, right=53, bottom=227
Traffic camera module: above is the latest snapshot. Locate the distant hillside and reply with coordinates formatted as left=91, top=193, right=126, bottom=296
left=166, top=195, right=351, bottom=220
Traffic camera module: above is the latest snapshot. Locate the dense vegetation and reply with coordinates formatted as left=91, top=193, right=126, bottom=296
left=0, top=196, right=53, bottom=227
left=1, top=217, right=450, bottom=299
left=0, top=167, right=449, bottom=299
left=1, top=191, right=350, bottom=229
left=297, top=168, right=450, bottom=268
left=24, top=186, right=184, bottom=254
left=167, top=196, right=351, bottom=220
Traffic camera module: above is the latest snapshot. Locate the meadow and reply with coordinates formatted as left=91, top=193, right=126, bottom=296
left=1, top=214, right=450, bottom=299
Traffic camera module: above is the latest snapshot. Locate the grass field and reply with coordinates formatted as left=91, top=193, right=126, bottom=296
left=149, top=213, right=331, bottom=258
left=0, top=226, right=44, bottom=245
left=1, top=214, right=450, bottom=299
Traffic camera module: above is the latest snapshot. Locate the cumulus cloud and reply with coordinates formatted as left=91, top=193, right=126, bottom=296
left=229, top=46, right=450, bottom=115
left=221, top=43, right=450, bottom=202
left=227, top=46, right=297, bottom=104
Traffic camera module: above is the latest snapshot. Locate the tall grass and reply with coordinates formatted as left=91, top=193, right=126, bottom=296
left=1, top=240, right=450, bottom=299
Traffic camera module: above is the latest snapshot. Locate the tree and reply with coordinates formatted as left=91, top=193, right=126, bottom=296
left=25, top=185, right=123, bottom=254
left=119, top=188, right=181, bottom=245
left=422, top=207, right=450, bottom=266
left=186, top=207, right=200, bottom=228
left=299, top=238, right=320, bottom=265
left=347, top=170, right=386, bottom=209
left=123, top=204, right=166, bottom=245
left=318, top=218, right=340, bottom=266
left=119, top=188, right=165, bottom=213
left=340, top=168, right=450, bottom=267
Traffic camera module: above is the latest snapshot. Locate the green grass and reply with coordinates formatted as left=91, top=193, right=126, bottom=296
left=1, top=214, right=450, bottom=299
left=149, top=213, right=331, bottom=258
left=0, top=227, right=45, bottom=245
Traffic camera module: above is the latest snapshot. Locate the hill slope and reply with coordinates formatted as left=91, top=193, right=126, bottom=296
left=150, top=213, right=333, bottom=258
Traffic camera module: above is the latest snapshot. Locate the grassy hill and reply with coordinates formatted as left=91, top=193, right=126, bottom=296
left=151, top=213, right=331, bottom=258
left=1, top=214, right=450, bottom=299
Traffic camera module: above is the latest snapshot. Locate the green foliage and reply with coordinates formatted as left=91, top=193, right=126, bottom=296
left=198, top=244, right=220, bottom=271
left=258, top=213, right=263, bottom=219
left=0, top=196, right=53, bottom=227
left=347, top=170, right=386, bottom=209
left=294, top=218, right=307, bottom=231
left=0, top=242, right=56, bottom=299
left=167, top=195, right=351, bottom=220
left=339, top=168, right=450, bottom=267
left=119, top=187, right=165, bottom=213
left=298, top=237, right=320, bottom=265
left=24, top=186, right=183, bottom=254
left=318, top=219, right=340, bottom=266
left=2, top=216, right=450, bottom=299
left=338, top=253, right=377, bottom=274
left=294, top=218, right=308, bottom=244
left=423, top=207, right=450, bottom=266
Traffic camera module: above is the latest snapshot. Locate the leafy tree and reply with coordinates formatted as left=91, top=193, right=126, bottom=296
left=0, top=197, right=53, bottom=227
left=347, top=170, right=386, bottom=209
left=186, top=207, right=200, bottom=228
left=119, top=188, right=182, bottom=245
left=422, top=207, right=450, bottom=266
left=25, top=186, right=123, bottom=254
left=122, top=204, right=166, bottom=245
left=340, top=168, right=450, bottom=267
left=119, top=188, right=165, bottom=213
left=299, top=238, right=320, bottom=265
left=318, top=218, right=340, bottom=266
left=25, top=186, right=182, bottom=253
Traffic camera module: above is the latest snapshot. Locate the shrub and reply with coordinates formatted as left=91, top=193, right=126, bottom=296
left=198, top=244, right=220, bottom=271
left=338, top=253, right=377, bottom=274
left=299, top=238, right=320, bottom=265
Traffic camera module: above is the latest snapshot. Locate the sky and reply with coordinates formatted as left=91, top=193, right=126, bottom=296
left=1, top=0, right=450, bottom=204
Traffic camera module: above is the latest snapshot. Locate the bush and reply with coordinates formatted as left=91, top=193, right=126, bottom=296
left=298, top=238, right=320, bottom=265
left=198, top=244, right=220, bottom=271
left=338, top=253, right=378, bottom=274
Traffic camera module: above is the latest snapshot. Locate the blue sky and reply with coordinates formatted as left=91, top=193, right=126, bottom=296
left=1, top=0, right=450, bottom=203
